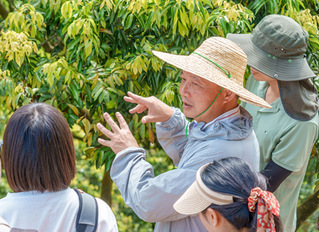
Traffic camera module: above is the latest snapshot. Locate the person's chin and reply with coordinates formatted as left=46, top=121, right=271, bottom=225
left=251, top=70, right=265, bottom=81
left=252, top=74, right=263, bottom=81
left=183, top=110, right=195, bottom=119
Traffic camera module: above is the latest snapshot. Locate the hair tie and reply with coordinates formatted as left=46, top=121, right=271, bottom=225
left=248, top=187, right=280, bottom=231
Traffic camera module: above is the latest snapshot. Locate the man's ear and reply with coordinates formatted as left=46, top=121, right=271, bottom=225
left=204, top=208, right=221, bottom=227
left=223, top=90, right=236, bottom=103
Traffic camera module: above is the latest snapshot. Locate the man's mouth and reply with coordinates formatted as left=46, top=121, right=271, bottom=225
left=183, top=102, right=192, bottom=108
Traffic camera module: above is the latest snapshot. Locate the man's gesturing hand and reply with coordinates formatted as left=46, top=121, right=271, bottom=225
left=124, top=91, right=174, bottom=124
left=97, top=112, right=139, bottom=154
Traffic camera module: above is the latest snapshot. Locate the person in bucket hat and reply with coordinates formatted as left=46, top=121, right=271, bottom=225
left=174, top=157, right=283, bottom=232
left=227, top=14, right=319, bottom=232
left=97, top=37, right=270, bottom=232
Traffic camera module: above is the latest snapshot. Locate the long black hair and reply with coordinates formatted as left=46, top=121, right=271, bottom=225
left=201, top=157, right=282, bottom=231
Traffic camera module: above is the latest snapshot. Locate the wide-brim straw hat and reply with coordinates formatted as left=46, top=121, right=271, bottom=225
left=173, top=163, right=233, bottom=215
left=152, top=37, right=271, bottom=108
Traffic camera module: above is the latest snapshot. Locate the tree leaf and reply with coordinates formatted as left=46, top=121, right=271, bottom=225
left=67, top=103, right=80, bottom=116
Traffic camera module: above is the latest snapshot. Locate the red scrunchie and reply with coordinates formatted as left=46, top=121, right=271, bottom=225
left=248, top=187, right=280, bottom=232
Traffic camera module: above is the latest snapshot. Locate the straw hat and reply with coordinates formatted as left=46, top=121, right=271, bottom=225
left=173, top=163, right=233, bottom=215
left=152, top=37, right=271, bottom=108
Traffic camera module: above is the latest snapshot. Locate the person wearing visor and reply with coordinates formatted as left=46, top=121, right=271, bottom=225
left=174, top=157, right=283, bottom=232
left=227, top=14, right=319, bottom=231
left=97, top=37, right=270, bottom=231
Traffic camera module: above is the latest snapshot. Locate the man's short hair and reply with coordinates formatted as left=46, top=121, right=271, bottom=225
left=2, top=103, right=76, bottom=192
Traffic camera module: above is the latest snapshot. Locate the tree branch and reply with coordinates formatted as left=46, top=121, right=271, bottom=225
left=7, top=0, right=14, bottom=12
left=0, top=1, right=9, bottom=19
left=41, top=40, right=54, bottom=53
left=296, top=188, right=319, bottom=229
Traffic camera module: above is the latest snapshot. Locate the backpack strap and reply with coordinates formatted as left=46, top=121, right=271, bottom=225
left=74, top=188, right=98, bottom=232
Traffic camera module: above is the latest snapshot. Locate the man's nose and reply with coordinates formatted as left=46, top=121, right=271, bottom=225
left=179, top=82, right=190, bottom=97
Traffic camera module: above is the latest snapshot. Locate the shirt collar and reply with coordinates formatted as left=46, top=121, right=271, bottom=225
left=201, top=106, right=241, bottom=130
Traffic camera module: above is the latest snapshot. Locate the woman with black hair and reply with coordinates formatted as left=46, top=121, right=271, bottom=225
left=0, top=103, right=118, bottom=232
left=174, top=157, right=282, bottom=232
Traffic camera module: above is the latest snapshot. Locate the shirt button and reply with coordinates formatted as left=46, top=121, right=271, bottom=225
left=273, top=74, right=278, bottom=78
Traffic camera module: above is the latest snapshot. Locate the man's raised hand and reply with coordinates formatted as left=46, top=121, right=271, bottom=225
left=97, top=112, right=139, bottom=154
left=124, top=91, right=174, bottom=124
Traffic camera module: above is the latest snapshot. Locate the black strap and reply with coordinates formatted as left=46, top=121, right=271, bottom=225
left=74, top=188, right=98, bottom=232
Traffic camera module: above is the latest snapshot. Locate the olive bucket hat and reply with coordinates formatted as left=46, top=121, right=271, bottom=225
left=227, top=14, right=319, bottom=121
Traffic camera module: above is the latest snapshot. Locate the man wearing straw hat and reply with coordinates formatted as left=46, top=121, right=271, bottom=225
left=227, top=14, right=319, bottom=232
left=97, top=37, right=270, bottom=231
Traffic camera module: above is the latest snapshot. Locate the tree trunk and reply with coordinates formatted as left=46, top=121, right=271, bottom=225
left=296, top=188, right=319, bottom=229
left=0, top=1, right=9, bottom=19
left=100, top=168, right=112, bottom=206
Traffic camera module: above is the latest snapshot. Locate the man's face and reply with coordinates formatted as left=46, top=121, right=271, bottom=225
left=179, top=71, right=223, bottom=123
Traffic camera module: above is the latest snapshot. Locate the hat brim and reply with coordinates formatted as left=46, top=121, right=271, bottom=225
left=227, top=33, right=316, bottom=81
left=153, top=50, right=271, bottom=108
left=173, top=181, right=212, bottom=215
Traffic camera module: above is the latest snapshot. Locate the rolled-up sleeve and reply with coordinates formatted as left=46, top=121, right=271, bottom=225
left=156, top=108, right=188, bottom=165
left=272, top=121, right=318, bottom=172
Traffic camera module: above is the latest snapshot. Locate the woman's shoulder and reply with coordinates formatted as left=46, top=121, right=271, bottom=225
left=95, top=197, right=116, bottom=217
left=0, top=217, right=10, bottom=232
left=94, top=198, right=118, bottom=231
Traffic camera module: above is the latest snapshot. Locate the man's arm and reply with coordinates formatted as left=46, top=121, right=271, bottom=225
left=110, top=147, right=196, bottom=222
left=97, top=113, right=196, bottom=222
left=156, top=108, right=188, bottom=165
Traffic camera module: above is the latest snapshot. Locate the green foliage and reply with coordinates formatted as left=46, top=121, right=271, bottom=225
left=298, top=150, right=319, bottom=232
left=0, top=107, right=11, bottom=199
left=297, top=209, right=319, bottom=232
left=0, top=174, right=11, bottom=199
